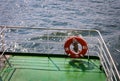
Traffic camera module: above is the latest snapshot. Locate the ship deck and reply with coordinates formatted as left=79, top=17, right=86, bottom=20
left=0, top=54, right=106, bottom=81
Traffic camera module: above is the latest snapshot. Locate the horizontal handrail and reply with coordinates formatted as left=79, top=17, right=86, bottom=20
left=0, top=25, right=99, bottom=32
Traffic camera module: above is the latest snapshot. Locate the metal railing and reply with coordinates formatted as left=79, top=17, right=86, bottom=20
left=0, top=26, right=12, bottom=69
left=0, top=26, right=6, bottom=52
left=96, top=30, right=120, bottom=81
left=0, top=26, right=120, bottom=81
left=0, top=26, right=6, bottom=61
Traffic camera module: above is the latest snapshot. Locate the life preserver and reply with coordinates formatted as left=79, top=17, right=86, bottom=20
left=64, top=36, right=88, bottom=58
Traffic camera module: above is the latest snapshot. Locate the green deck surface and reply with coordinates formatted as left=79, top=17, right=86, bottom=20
left=0, top=56, right=106, bottom=81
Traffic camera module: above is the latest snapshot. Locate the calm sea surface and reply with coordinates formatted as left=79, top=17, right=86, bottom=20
left=0, top=0, right=120, bottom=72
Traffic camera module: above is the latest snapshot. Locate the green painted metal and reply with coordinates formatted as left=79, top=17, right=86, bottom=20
left=0, top=55, right=106, bottom=81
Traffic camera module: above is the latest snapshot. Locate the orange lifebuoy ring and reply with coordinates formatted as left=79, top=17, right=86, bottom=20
left=64, top=36, right=88, bottom=58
